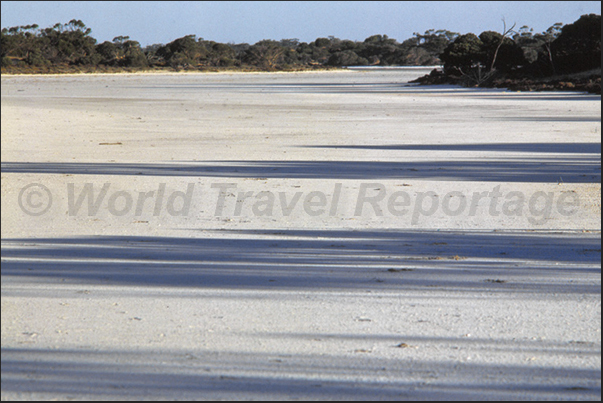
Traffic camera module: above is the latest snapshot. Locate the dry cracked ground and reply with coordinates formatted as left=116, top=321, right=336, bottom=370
left=1, top=68, right=601, bottom=400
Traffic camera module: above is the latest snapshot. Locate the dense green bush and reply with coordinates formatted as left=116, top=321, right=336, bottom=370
left=551, top=14, right=601, bottom=74
left=440, top=34, right=484, bottom=74
left=439, top=14, right=600, bottom=82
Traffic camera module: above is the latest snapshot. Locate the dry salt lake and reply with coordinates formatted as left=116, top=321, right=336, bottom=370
left=1, top=67, right=601, bottom=400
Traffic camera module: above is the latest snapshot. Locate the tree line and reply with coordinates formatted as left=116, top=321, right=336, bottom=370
left=0, top=20, right=457, bottom=71
left=1, top=14, right=600, bottom=76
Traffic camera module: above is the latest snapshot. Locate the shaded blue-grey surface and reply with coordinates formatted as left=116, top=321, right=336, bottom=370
left=1, top=347, right=600, bottom=400
left=2, top=230, right=600, bottom=294
left=2, top=157, right=600, bottom=182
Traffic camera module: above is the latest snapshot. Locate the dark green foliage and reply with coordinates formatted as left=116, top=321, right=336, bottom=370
left=95, top=41, right=119, bottom=64
left=478, top=31, right=525, bottom=72
left=1, top=20, right=96, bottom=66
left=513, top=25, right=541, bottom=64
left=41, top=20, right=97, bottom=64
left=398, top=30, right=459, bottom=65
left=0, top=21, right=457, bottom=70
left=1, top=24, right=42, bottom=61
left=551, top=14, right=601, bottom=73
left=25, top=49, right=50, bottom=66
left=314, top=37, right=331, bottom=48
left=415, top=29, right=459, bottom=55
left=440, top=33, right=484, bottom=73
left=156, top=35, right=205, bottom=67
left=1, top=15, right=599, bottom=75
left=94, top=37, right=147, bottom=67
left=243, top=40, right=285, bottom=69
left=121, top=44, right=147, bottom=68
left=357, top=34, right=398, bottom=65
left=433, top=14, right=600, bottom=88
left=327, top=50, right=368, bottom=66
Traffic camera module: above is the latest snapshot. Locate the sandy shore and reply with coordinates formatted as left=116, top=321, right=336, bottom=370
left=1, top=69, right=601, bottom=400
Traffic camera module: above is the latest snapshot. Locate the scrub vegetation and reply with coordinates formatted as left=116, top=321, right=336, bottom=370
left=1, top=14, right=600, bottom=93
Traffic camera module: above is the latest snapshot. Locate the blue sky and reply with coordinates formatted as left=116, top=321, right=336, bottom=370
left=2, top=1, right=601, bottom=46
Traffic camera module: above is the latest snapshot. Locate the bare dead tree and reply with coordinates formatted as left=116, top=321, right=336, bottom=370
left=489, top=18, right=517, bottom=72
